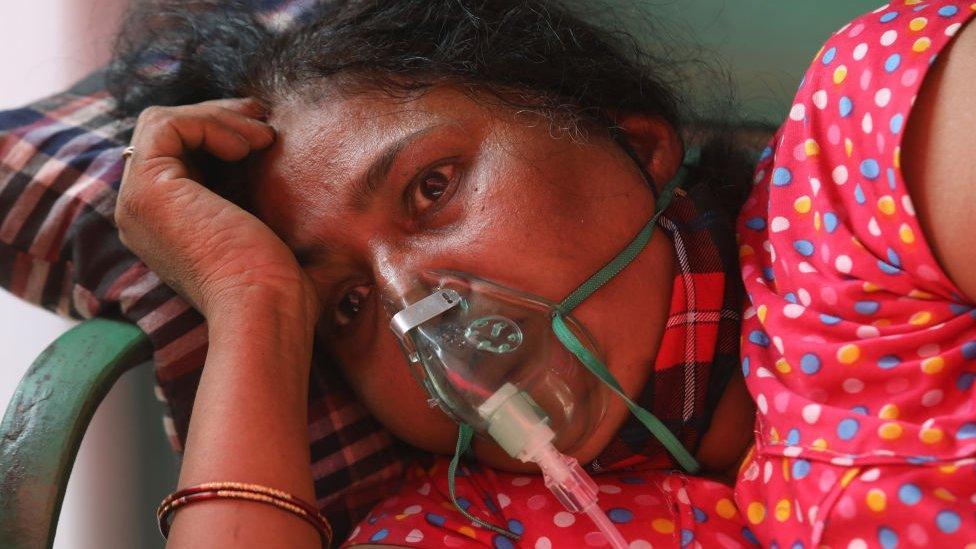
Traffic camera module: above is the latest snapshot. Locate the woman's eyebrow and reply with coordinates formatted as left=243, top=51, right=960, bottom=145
left=348, top=123, right=446, bottom=212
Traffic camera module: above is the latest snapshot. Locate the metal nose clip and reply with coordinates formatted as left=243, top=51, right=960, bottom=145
left=390, top=289, right=463, bottom=342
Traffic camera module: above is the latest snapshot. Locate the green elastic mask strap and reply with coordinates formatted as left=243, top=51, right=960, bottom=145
left=447, top=423, right=520, bottom=540
left=551, top=171, right=701, bottom=474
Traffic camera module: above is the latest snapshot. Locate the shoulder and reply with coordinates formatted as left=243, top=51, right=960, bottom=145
left=902, top=17, right=976, bottom=301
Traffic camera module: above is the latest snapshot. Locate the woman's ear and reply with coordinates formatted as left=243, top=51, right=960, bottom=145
left=612, top=114, right=683, bottom=192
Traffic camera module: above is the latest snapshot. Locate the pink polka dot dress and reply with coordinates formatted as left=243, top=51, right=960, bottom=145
left=735, top=2, right=976, bottom=547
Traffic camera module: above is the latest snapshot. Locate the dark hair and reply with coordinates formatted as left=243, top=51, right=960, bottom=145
left=107, top=0, right=754, bottom=216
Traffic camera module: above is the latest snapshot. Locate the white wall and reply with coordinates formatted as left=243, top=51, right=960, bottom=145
left=0, top=1, right=152, bottom=548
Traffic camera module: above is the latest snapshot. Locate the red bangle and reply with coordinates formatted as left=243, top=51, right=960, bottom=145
left=157, top=482, right=332, bottom=546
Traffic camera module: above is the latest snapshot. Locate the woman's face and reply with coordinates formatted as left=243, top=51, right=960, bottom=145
left=251, top=85, right=679, bottom=470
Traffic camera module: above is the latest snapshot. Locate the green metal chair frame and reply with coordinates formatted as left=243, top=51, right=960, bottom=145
left=0, top=318, right=151, bottom=549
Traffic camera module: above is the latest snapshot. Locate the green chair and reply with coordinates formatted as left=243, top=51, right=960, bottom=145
left=0, top=319, right=151, bottom=549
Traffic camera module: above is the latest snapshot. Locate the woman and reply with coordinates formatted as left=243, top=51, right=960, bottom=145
left=111, top=0, right=755, bottom=546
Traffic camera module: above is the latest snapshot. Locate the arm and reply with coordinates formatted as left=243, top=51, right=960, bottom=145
left=902, top=19, right=976, bottom=302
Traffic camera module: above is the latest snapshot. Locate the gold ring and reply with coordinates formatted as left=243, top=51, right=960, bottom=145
left=122, top=146, right=135, bottom=160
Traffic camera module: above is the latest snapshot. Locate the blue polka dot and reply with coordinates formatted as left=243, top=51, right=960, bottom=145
left=951, top=303, right=974, bottom=315
left=854, top=184, right=867, bottom=204
left=957, top=423, right=976, bottom=440
left=839, top=96, right=854, bottom=118
left=791, top=542, right=805, bottom=549
left=962, top=342, right=976, bottom=360
left=692, top=507, right=708, bottom=523
left=820, top=314, right=842, bottom=325
left=456, top=497, right=471, bottom=511
left=887, top=168, right=897, bottom=190
left=784, top=292, right=798, bottom=304
left=887, top=248, right=901, bottom=267
left=878, top=260, right=902, bottom=275
left=484, top=496, right=500, bottom=513
left=794, top=240, right=815, bottom=256
left=878, top=526, right=899, bottom=549
left=786, top=428, right=801, bottom=445
left=793, top=459, right=811, bottom=479
left=822, top=47, right=838, bottom=65
left=852, top=405, right=869, bottom=416
left=763, top=267, right=775, bottom=282
left=860, top=159, right=881, bottom=180
left=369, top=528, right=389, bottom=542
left=745, top=217, right=766, bottom=230
left=880, top=11, right=899, bottom=23
left=742, top=357, right=751, bottom=377
left=773, top=167, right=793, bottom=186
left=890, top=113, right=904, bottom=134
left=938, top=5, right=959, bottom=17
left=493, top=535, right=515, bottom=549
left=907, top=455, right=936, bottom=464
left=759, top=146, right=773, bottom=161
left=742, top=527, right=760, bottom=545
left=749, top=330, right=770, bottom=347
left=878, top=355, right=900, bottom=370
left=801, top=353, right=822, bottom=374
left=823, top=212, right=839, bottom=233
left=885, top=54, right=902, bottom=73
left=956, top=372, right=975, bottom=391
left=608, top=508, right=633, bottom=524
left=680, top=529, right=695, bottom=547
left=426, top=513, right=446, bottom=527
left=506, top=519, right=524, bottom=535
left=855, top=300, right=880, bottom=315
left=936, top=510, right=961, bottom=534
left=838, top=418, right=860, bottom=440
left=898, top=483, right=922, bottom=505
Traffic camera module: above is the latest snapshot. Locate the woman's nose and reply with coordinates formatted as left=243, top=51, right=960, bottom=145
left=369, top=245, right=434, bottom=314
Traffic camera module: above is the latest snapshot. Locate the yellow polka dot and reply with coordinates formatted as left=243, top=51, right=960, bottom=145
left=845, top=138, right=854, bottom=158
left=395, top=514, right=408, bottom=520
left=776, top=358, right=792, bottom=374
left=921, top=356, right=945, bottom=374
left=908, top=289, right=933, bottom=299
left=841, top=468, right=860, bottom=488
left=920, top=427, right=944, bottom=444
left=874, top=319, right=892, bottom=328
left=837, top=344, right=860, bottom=364
left=909, top=17, right=928, bottom=31
left=770, top=427, right=780, bottom=443
left=833, top=65, right=848, bottom=85
left=904, top=0, right=922, bottom=4
left=934, top=487, right=956, bottom=502
left=899, top=223, right=916, bottom=244
left=894, top=147, right=901, bottom=169
left=441, top=501, right=456, bottom=510
left=878, top=196, right=897, bottom=216
left=939, top=464, right=958, bottom=474
left=757, top=305, right=768, bottom=324
left=812, top=438, right=828, bottom=451
left=814, top=211, right=822, bottom=231
left=716, top=498, right=737, bottom=519
left=747, top=502, right=766, bottom=524
left=910, top=311, right=932, bottom=325
left=652, top=518, right=676, bottom=534
left=794, top=195, right=812, bottom=214
left=879, top=404, right=900, bottom=420
left=863, top=281, right=881, bottom=293
left=866, top=488, right=887, bottom=512
left=458, top=526, right=477, bottom=539
left=804, top=139, right=821, bottom=157
left=782, top=458, right=791, bottom=481
left=879, top=422, right=903, bottom=440
left=739, top=245, right=754, bottom=258
left=913, top=37, right=932, bottom=52
left=775, top=499, right=792, bottom=522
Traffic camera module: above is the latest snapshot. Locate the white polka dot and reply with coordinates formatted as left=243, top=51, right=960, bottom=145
left=901, top=195, right=916, bottom=216
left=757, top=367, right=774, bottom=378
left=406, top=529, right=424, bottom=543
left=860, top=468, right=881, bottom=482
left=862, top=112, right=874, bottom=133
left=764, top=460, right=774, bottom=483
left=743, top=461, right=760, bottom=481
left=349, top=525, right=361, bottom=539
left=799, top=261, right=817, bottom=273
left=875, top=88, right=892, bottom=107
left=599, top=485, right=621, bottom=494
left=553, top=511, right=575, bottom=527
left=880, top=29, right=898, bottom=46
left=677, top=487, right=690, bottom=504
left=773, top=336, right=785, bottom=354
left=790, top=103, right=806, bottom=121
left=497, top=493, right=511, bottom=509
left=921, top=389, right=943, bottom=407
left=856, top=325, right=880, bottom=339
left=802, top=404, right=822, bottom=424
left=848, top=538, right=868, bottom=549
left=757, top=394, right=769, bottom=414
left=418, top=482, right=431, bottom=496
left=868, top=217, right=882, bottom=237
left=771, top=216, right=791, bottom=232
left=774, top=391, right=790, bottom=412
left=853, top=42, right=869, bottom=60
left=810, top=177, right=822, bottom=195
left=512, top=476, right=531, bottom=486
left=917, top=343, right=940, bottom=358
left=784, top=304, right=806, bottom=319
left=831, top=456, right=854, bottom=466
left=812, top=90, right=828, bottom=110
left=843, top=378, right=865, bottom=393
left=784, top=446, right=803, bottom=457
left=629, top=541, right=652, bottom=549
left=754, top=169, right=767, bottom=184
left=835, top=255, right=853, bottom=273
left=403, top=504, right=422, bottom=515
left=535, top=537, right=553, bottom=549
left=798, top=288, right=811, bottom=306
left=947, top=22, right=962, bottom=36
left=832, top=165, right=848, bottom=185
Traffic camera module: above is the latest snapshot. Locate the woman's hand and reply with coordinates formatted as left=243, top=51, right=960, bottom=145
left=115, top=97, right=319, bottom=327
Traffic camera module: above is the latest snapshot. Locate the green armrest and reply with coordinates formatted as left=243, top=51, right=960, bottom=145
left=0, top=318, right=152, bottom=549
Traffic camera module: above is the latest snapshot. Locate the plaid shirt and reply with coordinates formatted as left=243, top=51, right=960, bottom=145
left=0, top=1, right=741, bottom=544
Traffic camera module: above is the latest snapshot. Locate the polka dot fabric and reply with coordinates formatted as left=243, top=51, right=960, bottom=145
left=341, top=456, right=753, bottom=548
left=735, top=1, right=976, bottom=546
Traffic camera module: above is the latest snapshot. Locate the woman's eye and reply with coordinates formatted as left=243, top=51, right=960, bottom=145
left=334, top=285, right=371, bottom=327
left=410, top=164, right=457, bottom=214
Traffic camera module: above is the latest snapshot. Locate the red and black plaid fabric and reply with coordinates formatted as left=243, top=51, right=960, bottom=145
left=0, top=1, right=741, bottom=543
left=589, top=178, right=743, bottom=473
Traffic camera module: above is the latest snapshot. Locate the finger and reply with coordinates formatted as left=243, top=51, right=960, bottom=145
left=131, top=109, right=254, bottom=164
left=208, top=106, right=276, bottom=149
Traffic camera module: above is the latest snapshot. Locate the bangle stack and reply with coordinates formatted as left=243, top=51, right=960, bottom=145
left=157, top=481, right=332, bottom=546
